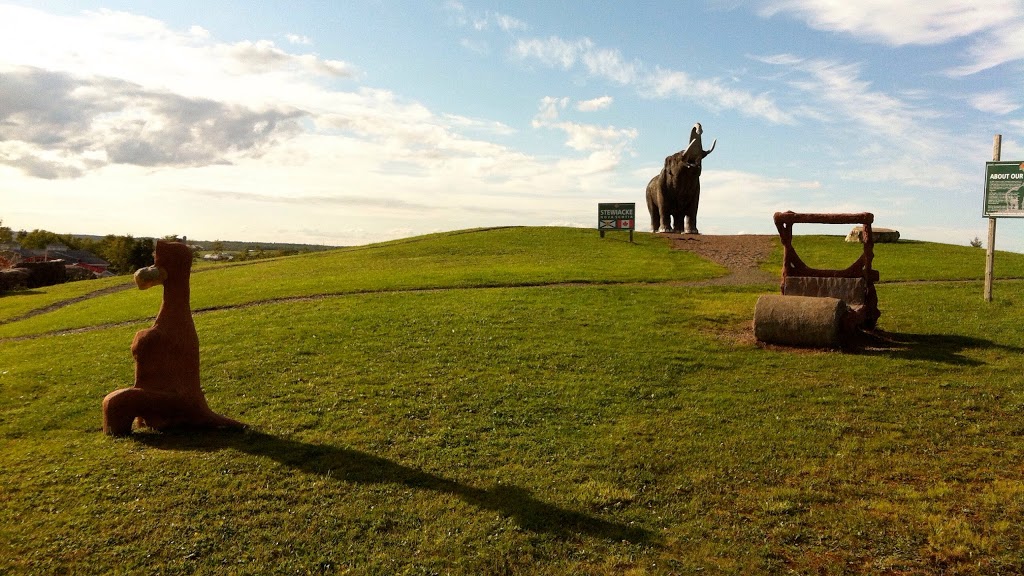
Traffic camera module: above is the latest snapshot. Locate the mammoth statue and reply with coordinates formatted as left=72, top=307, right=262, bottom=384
left=646, top=122, right=716, bottom=234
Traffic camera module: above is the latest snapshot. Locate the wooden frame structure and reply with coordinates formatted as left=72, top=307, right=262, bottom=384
left=773, top=211, right=880, bottom=330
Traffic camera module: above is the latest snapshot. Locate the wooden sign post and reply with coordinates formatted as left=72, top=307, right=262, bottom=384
left=985, top=135, right=1000, bottom=302
left=982, top=135, right=1024, bottom=301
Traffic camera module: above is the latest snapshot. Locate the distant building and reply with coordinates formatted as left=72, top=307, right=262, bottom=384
left=4, top=245, right=111, bottom=274
left=202, top=253, right=234, bottom=261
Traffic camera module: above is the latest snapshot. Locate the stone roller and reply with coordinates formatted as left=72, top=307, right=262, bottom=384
left=753, top=295, right=846, bottom=348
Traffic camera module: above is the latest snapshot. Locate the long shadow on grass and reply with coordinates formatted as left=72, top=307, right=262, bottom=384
left=849, top=330, right=1024, bottom=366
left=134, top=429, right=654, bottom=545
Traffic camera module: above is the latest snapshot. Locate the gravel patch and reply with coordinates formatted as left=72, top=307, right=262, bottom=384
left=665, top=234, right=778, bottom=285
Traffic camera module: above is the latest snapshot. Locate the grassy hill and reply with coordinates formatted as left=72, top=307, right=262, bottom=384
left=3, top=227, right=1024, bottom=574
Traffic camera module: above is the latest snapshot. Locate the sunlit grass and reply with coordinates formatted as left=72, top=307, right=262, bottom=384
left=0, top=275, right=132, bottom=323
left=0, top=227, right=723, bottom=339
left=762, top=234, right=1024, bottom=281
left=3, top=227, right=1024, bottom=574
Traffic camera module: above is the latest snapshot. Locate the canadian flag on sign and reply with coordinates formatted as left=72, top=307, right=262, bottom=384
left=618, top=219, right=633, bottom=229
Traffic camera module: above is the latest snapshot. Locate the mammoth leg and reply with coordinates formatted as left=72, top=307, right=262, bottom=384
left=646, top=184, right=661, bottom=232
left=648, top=174, right=673, bottom=232
left=672, top=203, right=686, bottom=233
left=649, top=204, right=661, bottom=233
left=685, top=179, right=701, bottom=234
left=665, top=162, right=686, bottom=233
left=670, top=190, right=686, bottom=233
left=661, top=204, right=674, bottom=233
left=680, top=168, right=701, bottom=234
left=659, top=194, right=673, bottom=233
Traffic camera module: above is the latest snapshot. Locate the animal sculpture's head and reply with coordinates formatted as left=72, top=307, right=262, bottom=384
left=134, top=240, right=192, bottom=290
left=689, top=123, right=702, bottom=142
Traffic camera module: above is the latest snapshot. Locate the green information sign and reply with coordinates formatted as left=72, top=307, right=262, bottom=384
left=984, top=161, right=1024, bottom=217
left=597, top=202, right=635, bottom=241
left=598, top=203, right=635, bottom=230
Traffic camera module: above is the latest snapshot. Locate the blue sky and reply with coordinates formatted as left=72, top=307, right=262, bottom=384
left=2, top=1, right=1023, bottom=250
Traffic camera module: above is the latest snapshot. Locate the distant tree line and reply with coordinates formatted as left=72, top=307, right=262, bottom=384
left=1, top=221, right=155, bottom=275
left=2, top=219, right=335, bottom=273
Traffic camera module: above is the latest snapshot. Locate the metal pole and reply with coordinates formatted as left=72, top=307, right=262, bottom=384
left=984, top=134, right=1001, bottom=302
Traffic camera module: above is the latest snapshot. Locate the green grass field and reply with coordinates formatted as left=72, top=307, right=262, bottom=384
left=3, top=227, right=1024, bottom=575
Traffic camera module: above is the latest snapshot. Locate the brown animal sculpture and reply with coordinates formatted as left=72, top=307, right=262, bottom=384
left=102, top=240, right=244, bottom=436
left=646, top=122, right=716, bottom=234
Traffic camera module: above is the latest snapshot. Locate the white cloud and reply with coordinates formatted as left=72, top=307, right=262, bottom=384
left=222, top=40, right=294, bottom=71
left=494, top=13, right=528, bottom=32
left=969, top=91, right=1021, bottom=115
left=0, top=5, right=655, bottom=245
left=460, top=37, right=489, bottom=55
left=577, top=96, right=613, bottom=112
left=641, top=68, right=793, bottom=124
left=532, top=96, right=569, bottom=127
left=447, top=2, right=526, bottom=33
left=700, top=169, right=823, bottom=219
left=443, top=113, right=517, bottom=136
left=473, top=12, right=527, bottom=32
left=445, top=0, right=468, bottom=26
left=512, top=37, right=637, bottom=84
left=754, top=52, right=996, bottom=193
left=0, top=66, right=304, bottom=178
left=755, top=53, right=805, bottom=66
left=513, top=35, right=790, bottom=123
left=513, top=36, right=581, bottom=69
left=286, top=33, right=312, bottom=45
left=780, top=58, right=925, bottom=136
left=562, top=125, right=637, bottom=153
left=0, top=4, right=355, bottom=109
left=757, top=0, right=1024, bottom=75
left=1005, top=123, right=1024, bottom=143
left=758, top=0, right=1013, bottom=45
left=531, top=97, right=636, bottom=155
left=580, top=45, right=637, bottom=85
left=219, top=40, right=354, bottom=77
left=946, top=20, right=1024, bottom=76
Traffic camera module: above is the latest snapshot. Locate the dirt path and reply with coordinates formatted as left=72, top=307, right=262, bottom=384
left=0, top=259, right=269, bottom=327
left=24, top=282, right=135, bottom=315
left=665, top=233, right=777, bottom=285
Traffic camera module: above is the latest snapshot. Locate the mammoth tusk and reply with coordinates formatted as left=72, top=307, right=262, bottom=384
left=707, top=138, right=716, bottom=154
